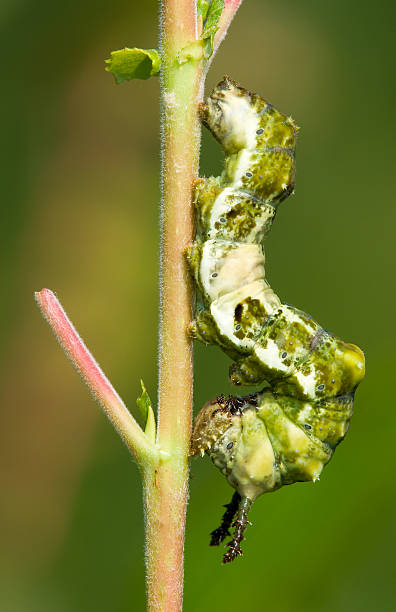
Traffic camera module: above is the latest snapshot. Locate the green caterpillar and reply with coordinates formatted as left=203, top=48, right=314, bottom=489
left=187, top=77, right=365, bottom=563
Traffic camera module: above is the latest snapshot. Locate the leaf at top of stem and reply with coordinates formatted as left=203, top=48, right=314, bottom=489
left=105, top=47, right=161, bottom=84
left=201, top=0, right=225, bottom=58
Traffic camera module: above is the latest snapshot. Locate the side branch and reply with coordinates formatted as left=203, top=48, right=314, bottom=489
left=207, top=0, right=244, bottom=69
left=35, top=288, right=156, bottom=466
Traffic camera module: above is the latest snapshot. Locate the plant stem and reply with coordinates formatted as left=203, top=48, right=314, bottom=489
left=215, top=1, right=244, bottom=52
left=205, top=0, right=244, bottom=74
left=143, top=2, right=245, bottom=608
left=143, top=2, right=202, bottom=610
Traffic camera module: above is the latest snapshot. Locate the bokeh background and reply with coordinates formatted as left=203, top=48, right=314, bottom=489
left=1, top=0, right=395, bottom=610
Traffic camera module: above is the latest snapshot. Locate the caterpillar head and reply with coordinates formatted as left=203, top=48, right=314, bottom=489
left=201, top=76, right=299, bottom=156
left=200, top=76, right=261, bottom=154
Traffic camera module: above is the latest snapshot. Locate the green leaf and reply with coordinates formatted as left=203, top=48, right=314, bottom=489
left=136, top=380, right=156, bottom=443
left=136, top=379, right=152, bottom=423
left=144, top=405, right=156, bottom=444
left=197, top=0, right=209, bottom=21
left=201, top=0, right=225, bottom=57
left=105, top=47, right=161, bottom=84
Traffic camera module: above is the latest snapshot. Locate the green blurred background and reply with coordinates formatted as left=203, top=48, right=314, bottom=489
left=1, top=0, right=395, bottom=610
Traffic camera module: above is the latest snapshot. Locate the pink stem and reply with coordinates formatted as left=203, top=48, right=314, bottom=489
left=35, top=289, right=154, bottom=464
left=208, top=0, right=244, bottom=69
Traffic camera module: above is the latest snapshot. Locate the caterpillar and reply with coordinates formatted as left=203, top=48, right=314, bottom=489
left=187, top=77, right=365, bottom=564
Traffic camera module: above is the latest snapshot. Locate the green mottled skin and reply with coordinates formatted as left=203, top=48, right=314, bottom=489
left=188, top=77, right=365, bottom=500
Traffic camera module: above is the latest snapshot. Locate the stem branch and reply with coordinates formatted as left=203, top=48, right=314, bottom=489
left=35, top=289, right=154, bottom=465
left=206, top=0, right=244, bottom=71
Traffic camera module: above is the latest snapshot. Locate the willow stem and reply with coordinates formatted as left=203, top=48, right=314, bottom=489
left=143, top=2, right=202, bottom=610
